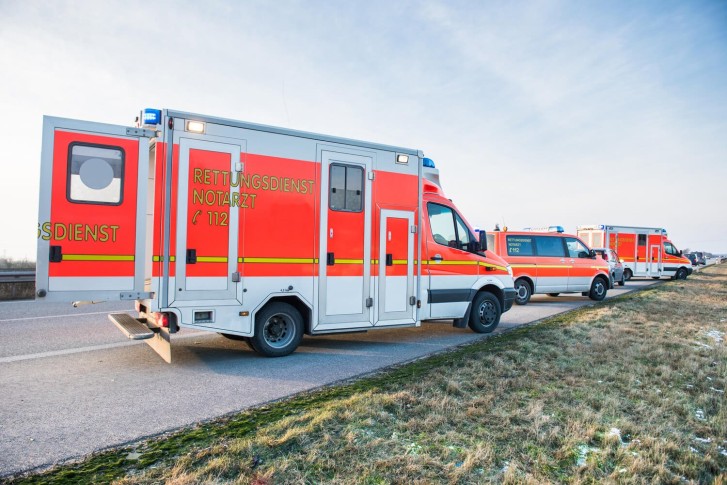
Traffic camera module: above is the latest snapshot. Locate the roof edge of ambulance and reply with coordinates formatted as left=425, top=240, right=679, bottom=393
left=577, top=224, right=667, bottom=232
left=164, top=109, right=422, bottom=157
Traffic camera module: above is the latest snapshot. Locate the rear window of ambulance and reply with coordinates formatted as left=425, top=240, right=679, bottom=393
left=506, top=236, right=534, bottom=256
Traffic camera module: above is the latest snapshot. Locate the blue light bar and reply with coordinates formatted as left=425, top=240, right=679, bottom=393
left=143, top=108, right=162, bottom=125
left=422, top=157, right=436, bottom=168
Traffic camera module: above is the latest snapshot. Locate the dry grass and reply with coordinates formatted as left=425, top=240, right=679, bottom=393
left=14, top=266, right=727, bottom=484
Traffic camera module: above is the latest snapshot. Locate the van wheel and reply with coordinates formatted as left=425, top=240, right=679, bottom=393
left=675, top=267, right=688, bottom=280
left=617, top=274, right=625, bottom=286
left=250, top=302, right=304, bottom=357
left=589, top=277, right=608, bottom=301
left=623, top=269, right=632, bottom=281
left=514, top=279, right=532, bottom=305
left=469, top=292, right=501, bottom=334
left=547, top=293, right=560, bottom=297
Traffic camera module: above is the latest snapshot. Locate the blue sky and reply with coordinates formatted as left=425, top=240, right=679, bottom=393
left=1, top=0, right=725, bottom=258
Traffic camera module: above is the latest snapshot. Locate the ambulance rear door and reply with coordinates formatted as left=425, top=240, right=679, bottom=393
left=36, top=116, right=152, bottom=302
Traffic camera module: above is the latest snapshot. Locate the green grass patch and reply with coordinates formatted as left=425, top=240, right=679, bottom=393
left=8, top=267, right=727, bottom=484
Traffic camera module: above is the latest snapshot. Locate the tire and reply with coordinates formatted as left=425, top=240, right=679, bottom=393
left=250, top=302, right=304, bottom=357
left=589, top=277, right=608, bottom=301
left=617, top=273, right=625, bottom=286
left=652, top=276, right=660, bottom=280
left=623, top=269, right=632, bottom=281
left=514, top=279, right=532, bottom=305
left=675, top=267, right=688, bottom=280
left=468, top=292, right=501, bottom=334
left=547, top=293, right=560, bottom=297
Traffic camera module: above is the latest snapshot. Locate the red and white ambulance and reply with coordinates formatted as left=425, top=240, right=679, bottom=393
left=577, top=225, right=692, bottom=281
left=487, top=227, right=611, bottom=305
left=36, top=109, right=516, bottom=361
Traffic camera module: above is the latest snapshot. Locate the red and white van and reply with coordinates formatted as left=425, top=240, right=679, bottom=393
left=577, top=225, right=692, bottom=280
left=488, top=227, right=611, bottom=305
left=36, top=109, right=515, bottom=361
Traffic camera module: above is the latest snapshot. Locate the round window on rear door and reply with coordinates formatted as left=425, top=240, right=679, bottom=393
left=67, top=143, right=124, bottom=205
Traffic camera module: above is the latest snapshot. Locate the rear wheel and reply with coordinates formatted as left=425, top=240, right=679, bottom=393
left=468, top=292, right=501, bottom=334
left=589, top=277, right=608, bottom=301
left=547, top=293, right=560, bottom=297
left=623, top=269, right=632, bottom=281
left=617, top=273, right=625, bottom=286
left=250, top=302, right=304, bottom=357
left=675, top=267, right=688, bottom=280
left=514, top=279, right=532, bottom=305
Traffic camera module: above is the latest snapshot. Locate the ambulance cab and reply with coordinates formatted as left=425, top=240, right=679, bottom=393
left=488, top=227, right=611, bottom=305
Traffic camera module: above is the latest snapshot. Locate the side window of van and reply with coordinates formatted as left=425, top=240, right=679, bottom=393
left=506, top=236, right=534, bottom=256
left=427, top=203, right=473, bottom=251
left=534, top=236, right=566, bottom=257
left=428, top=203, right=457, bottom=247
left=565, top=238, right=590, bottom=258
left=664, top=242, right=678, bottom=256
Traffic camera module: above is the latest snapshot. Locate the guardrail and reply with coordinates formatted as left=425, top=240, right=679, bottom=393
left=0, top=271, right=36, bottom=300
left=0, top=270, right=36, bottom=284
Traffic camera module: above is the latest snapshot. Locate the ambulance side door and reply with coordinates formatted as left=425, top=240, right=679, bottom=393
left=36, top=117, right=151, bottom=302
left=424, top=202, right=480, bottom=319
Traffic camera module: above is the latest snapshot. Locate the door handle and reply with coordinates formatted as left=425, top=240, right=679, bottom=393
left=186, top=249, right=197, bottom=264
left=386, top=254, right=393, bottom=266
left=569, top=259, right=575, bottom=263
left=49, top=245, right=62, bottom=263
left=327, top=252, right=335, bottom=266
left=560, top=258, right=566, bottom=263
left=431, top=254, right=443, bottom=262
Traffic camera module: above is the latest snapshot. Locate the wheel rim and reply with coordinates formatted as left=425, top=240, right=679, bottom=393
left=478, top=300, right=497, bottom=325
left=516, top=283, right=528, bottom=301
left=594, top=281, right=605, bottom=297
left=263, top=313, right=295, bottom=349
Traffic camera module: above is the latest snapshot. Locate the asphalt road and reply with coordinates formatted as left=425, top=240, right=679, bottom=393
left=0, top=280, right=659, bottom=477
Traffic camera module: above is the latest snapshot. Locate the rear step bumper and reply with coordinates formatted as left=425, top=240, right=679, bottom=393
left=109, top=313, right=155, bottom=340
left=109, top=313, right=172, bottom=363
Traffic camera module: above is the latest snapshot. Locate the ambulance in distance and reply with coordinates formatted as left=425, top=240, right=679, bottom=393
left=576, top=225, right=692, bottom=281
left=487, top=227, right=611, bottom=305
left=36, top=108, right=516, bottom=361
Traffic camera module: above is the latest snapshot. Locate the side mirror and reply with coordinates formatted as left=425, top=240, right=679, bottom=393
left=479, top=230, right=488, bottom=252
left=679, top=250, right=683, bottom=256
left=589, top=249, right=597, bottom=258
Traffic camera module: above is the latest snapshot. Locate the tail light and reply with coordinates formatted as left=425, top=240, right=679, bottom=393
left=153, top=312, right=169, bottom=327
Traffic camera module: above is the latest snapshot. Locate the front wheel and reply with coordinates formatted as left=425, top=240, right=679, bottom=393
left=250, top=302, right=304, bottom=357
left=623, top=269, right=633, bottom=281
left=514, top=279, right=532, bottom=305
left=675, top=267, right=688, bottom=280
left=617, top=273, right=625, bottom=286
left=468, top=292, right=501, bottom=334
left=589, top=277, right=608, bottom=301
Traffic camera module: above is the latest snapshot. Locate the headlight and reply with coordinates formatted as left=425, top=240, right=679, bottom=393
left=507, top=265, right=513, bottom=276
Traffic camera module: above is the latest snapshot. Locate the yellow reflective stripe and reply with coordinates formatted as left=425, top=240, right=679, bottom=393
left=152, top=256, right=176, bottom=262
left=196, top=256, right=228, bottom=263
left=336, top=259, right=364, bottom=264
left=393, top=259, right=408, bottom=265
left=63, top=254, right=134, bottom=262
left=478, top=261, right=508, bottom=272
left=237, top=257, right=319, bottom=264
left=371, top=259, right=379, bottom=264
left=431, top=260, right=478, bottom=265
